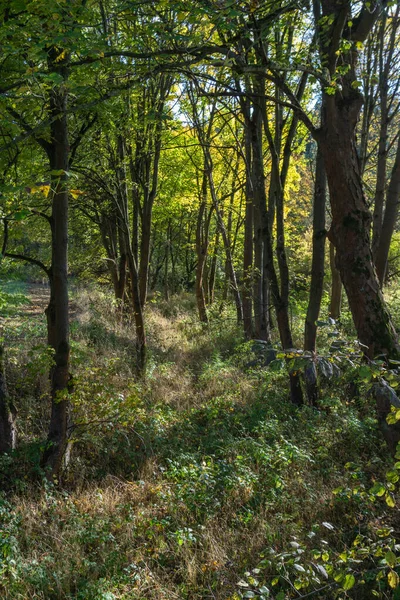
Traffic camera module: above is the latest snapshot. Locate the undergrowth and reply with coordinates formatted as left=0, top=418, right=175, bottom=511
left=0, top=282, right=398, bottom=599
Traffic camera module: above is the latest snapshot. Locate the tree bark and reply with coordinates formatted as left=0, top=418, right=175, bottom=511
left=375, top=134, right=400, bottom=285
left=0, top=345, right=17, bottom=454
left=208, top=227, right=219, bottom=306
left=329, top=241, right=342, bottom=320
left=127, top=251, right=147, bottom=374
left=41, top=57, right=71, bottom=476
left=251, top=103, right=270, bottom=342
left=318, top=104, right=399, bottom=360
left=243, top=118, right=254, bottom=338
left=195, top=172, right=209, bottom=323
left=304, top=147, right=327, bottom=405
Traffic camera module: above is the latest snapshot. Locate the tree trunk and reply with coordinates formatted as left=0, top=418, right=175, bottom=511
left=195, top=174, right=209, bottom=323
left=0, top=345, right=17, bottom=454
left=318, top=100, right=399, bottom=360
left=208, top=228, right=219, bottom=305
left=204, top=156, right=243, bottom=323
left=243, top=122, right=254, bottom=338
left=251, top=99, right=270, bottom=342
left=127, top=252, right=147, bottom=374
left=304, top=147, right=326, bottom=405
left=371, top=85, right=388, bottom=259
left=329, top=241, right=342, bottom=320
left=164, top=222, right=170, bottom=301
left=375, top=134, right=400, bottom=286
left=41, top=65, right=71, bottom=477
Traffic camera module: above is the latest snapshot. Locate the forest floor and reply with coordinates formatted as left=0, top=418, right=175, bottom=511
left=0, top=281, right=399, bottom=600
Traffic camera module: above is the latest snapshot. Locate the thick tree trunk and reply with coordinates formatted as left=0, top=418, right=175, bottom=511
left=41, top=70, right=71, bottom=477
left=0, top=345, right=17, bottom=454
left=375, top=135, right=400, bottom=285
left=304, top=148, right=326, bottom=405
left=318, top=99, right=399, bottom=360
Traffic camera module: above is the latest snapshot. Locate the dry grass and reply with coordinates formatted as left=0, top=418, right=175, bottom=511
left=0, top=285, right=397, bottom=600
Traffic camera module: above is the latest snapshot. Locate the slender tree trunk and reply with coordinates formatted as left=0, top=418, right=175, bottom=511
left=329, top=241, right=342, bottom=320
left=127, top=252, right=147, bottom=374
left=139, top=201, right=153, bottom=307
left=243, top=123, right=254, bottom=338
left=0, top=345, right=17, bottom=454
left=206, top=162, right=243, bottom=323
left=371, top=86, right=388, bottom=259
left=375, top=135, right=400, bottom=285
left=304, top=148, right=327, bottom=405
left=208, top=228, right=219, bottom=305
left=195, top=174, right=209, bottom=323
left=164, top=222, right=170, bottom=301
left=251, top=101, right=270, bottom=341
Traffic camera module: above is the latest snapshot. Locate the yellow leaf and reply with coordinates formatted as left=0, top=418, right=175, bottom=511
left=388, top=570, right=399, bottom=589
left=55, top=50, right=66, bottom=62
left=385, top=493, right=396, bottom=508
left=38, top=185, right=50, bottom=196
left=70, top=189, right=84, bottom=199
left=30, top=185, right=50, bottom=197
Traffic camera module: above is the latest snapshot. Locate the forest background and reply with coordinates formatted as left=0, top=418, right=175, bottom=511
left=1, top=0, right=400, bottom=598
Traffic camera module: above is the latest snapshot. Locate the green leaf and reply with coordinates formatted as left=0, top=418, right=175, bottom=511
left=386, top=470, right=399, bottom=484
left=342, top=573, right=356, bottom=590
left=370, top=483, right=386, bottom=497
left=268, top=359, right=285, bottom=372
left=376, top=528, right=392, bottom=537
left=358, top=365, right=372, bottom=382
left=386, top=493, right=396, bottom=508
left=294, top=579, right=303, bottom=590
left=13, top=209, right=30, bottom=221
left=385, top=550, right=397, bottom=568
